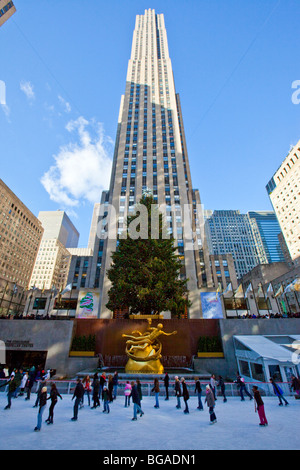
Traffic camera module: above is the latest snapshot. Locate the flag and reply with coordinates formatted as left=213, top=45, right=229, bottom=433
left=222, top=282, right=233, bottom=297
left=234, top=284, right=244, bottom=298
left=285, top=278, right=300, bottom=293
left=31, top=285, right=38, bottom=291
left=41, top=283, right=45, bottom=294
left=257, top=283, right=265, bottom=298
left=293, top=278, right=300, bottom=292
left=13, top=284, right=18, bottom=295
left=244, top=283, right=253, bottom=298
left=61, top=283, right=72, bottom=296
left=275, top=285, right=284, bottom=298
left=266, top=283, right=273, bottom=294
left=216, top=283, right=222, bottom=300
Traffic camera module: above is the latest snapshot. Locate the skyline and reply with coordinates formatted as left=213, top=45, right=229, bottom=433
left=1, top=0, right=300, bottom=247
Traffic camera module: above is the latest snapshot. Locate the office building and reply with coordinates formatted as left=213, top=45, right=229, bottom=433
left=205, top=210, right=261, bottom=279
left=0, top=1, right=16, bottom=27
left=29, top=211, right=79, bottom=291
left=96, top=9, right=211, bottom=318
left=248, top=211, right=285, bottom=264
left=266, top=140, right=300, bottom=261
left=0, top=179, right=43, bottom=315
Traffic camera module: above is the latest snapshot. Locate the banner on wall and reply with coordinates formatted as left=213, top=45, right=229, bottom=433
left=201, top=292, right=224, bottom=319
left=76, top=289, right=99, bottom=318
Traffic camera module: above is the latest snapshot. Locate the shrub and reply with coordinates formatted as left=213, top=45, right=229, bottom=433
left=71, top=334, right=96, bottom=352
left=198, top=336, right=223, bottom=353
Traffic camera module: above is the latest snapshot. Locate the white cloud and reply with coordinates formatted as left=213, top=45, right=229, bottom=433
left=58, top=95, right=71, bottom=113
left=41, top=116, right=113, bottom=209
left=20, top=80, right=35, bottom=101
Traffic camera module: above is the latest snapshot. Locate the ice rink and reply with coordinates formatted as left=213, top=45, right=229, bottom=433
left=0, top=392, right=299, bottom=450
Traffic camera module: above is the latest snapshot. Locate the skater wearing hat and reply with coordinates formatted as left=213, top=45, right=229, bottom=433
left=205, top=384, right=217, bottom=425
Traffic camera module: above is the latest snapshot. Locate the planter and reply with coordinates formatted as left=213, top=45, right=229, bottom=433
left=129, top=315, right=163, bottom=320
left=197, top=352, right=224, bottom=358
left=69, top=351, right=95, bottom=357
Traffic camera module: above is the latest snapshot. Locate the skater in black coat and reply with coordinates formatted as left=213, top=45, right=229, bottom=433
left=71, top=379, right=84, bottom=421
left=181, top=378, right=190, bottom=414
left=92, top=375, right=100, bottom=409
left=46, top=383, right=62, bottom=424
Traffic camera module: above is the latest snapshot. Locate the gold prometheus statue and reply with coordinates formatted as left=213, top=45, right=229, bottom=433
left=122, top=319, right=177, bottom=374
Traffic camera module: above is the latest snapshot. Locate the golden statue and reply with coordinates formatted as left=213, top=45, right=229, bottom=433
left=122, top=319, right=177, bottom=374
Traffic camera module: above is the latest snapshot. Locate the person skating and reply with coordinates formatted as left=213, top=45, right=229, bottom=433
left=181, top=377, right=189, bottom=414
left=102, top=386, right=110, bottom=413
left=210, top=374, right=217, bottom=401
left=34, top=386, right=48, bottom=431
left=108, top=375, right=114, bottom=402
left=91, top=374, right=100, bottom=409
left=252, top=385, right=268, bottom=427
left=33, top=376, right=47, bottom=408
left=235, top=374, right=253, bottom=401
left=291, top=375, right=300, bottom=398
left=218, top=376, right=227, bottom=403
left=112, top=371, right=119, bottom=400
left=19, top=371, right=28, bottom=397
left=270, top=378, right=289, bottom=406
left=82, top=375, right=92, bottom=407
left=136, top=379, right=143, bottom=404
left=0, top=374, right=17, bottom=409
left=164, top=372, right=170, bottom=400
left=174, top=376, right=182, bottom=409
left=151, top=378, right=160, bottom=408
left=194, top=377, right=203, bottom=410
left=124, top=381, right=132, bottom=407
left=71, top=378, right=84, bottom=421
left=99, top=372, right=107, bottom=399
left=25, top=366, right=37, bottom=401
left=46, top=383, right=62, bottom=424
left=205, top=384, right=217, bottom=425
left=131, top=381, right=144, bottom=421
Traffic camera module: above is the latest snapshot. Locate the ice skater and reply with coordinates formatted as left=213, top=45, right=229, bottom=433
left=46, top=383, right=62, bottom=424
left=0, top=374, right=17, bottom=410
left=152, top=378, right=160, bottom=408
left=131, top=381, right=144, bottom=421
left=174, top=376, right=181, bottom=409
left=270, top=378, right=289, bottom=406
left=34, top=386, right=48, bottom=431
left=194, top=377, right=203, bottom=410
left=217, top=375, right=227, bottom=403
left=102, top=386, right=110, bottom=413
left=71, top=378, right=84, bottom=421
left=235, top=374, right=253, bottom=401
left=124, top=381, right=132, bottom=407
left=252, top=385, right=268, bottom=426
left=181, top=377, right=189, bottom=414
left=205, top=384, right=217, bottom=425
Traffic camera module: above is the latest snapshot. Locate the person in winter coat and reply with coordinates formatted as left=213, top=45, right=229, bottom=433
left=151, top=378, right=160, bottom=408
left=270, top=378, right=289, bottom=406
left=130, top=381, right=144, bottom=421
left=82, top=375, right=92, bottom=407
left=210, top=374, right=217, bottom=400
left=174, top=376, right=182, bottom=409
left=235, top=374, right=253, bottom=401
left=34, top=378, right=47, bottom=408
left=124, top=381, right=132, bottom=407
left=13, top=369, right=23, bottom=397
left=0, top=375, right=17, bottom=409
left=34, top=386, right=48, bottom=431
left=25, top=367, right=37, bottom=401
left=252, top=385, right=268, bottom=426
left=19, top=371, right=28, bottom=397
left=291, top=375, right=300, bottom=398
left=194, top=377, right=203, bottom=410
left=217, top=376, right=227, bottom=403
left=205, top=384, right=217, bottom=424
left=71, top=379, right=85, bottom=421
left=91, top=374, right=100, bottom=409
left=102, top=386, right=110, bottom=413
left=164, top=373, right=170, bottom=400
left=46, top=383, right=62, bottom=424
left=136, top=379, right=142, bottom=403
left=108, top=375, right=114, bottom=402
left=112, top=371, right=119, bottom=400
left=181, top=378, right=190, bottom=414
left=99, top=372, right=107, bottom=399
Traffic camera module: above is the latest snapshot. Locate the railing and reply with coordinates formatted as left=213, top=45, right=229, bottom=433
left=0, top=379, right=296, bottom=397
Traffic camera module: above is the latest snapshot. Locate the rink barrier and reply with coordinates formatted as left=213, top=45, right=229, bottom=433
left=0, top=379, right=296, bottom=397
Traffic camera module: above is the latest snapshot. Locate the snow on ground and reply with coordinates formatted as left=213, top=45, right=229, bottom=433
left=0, top=392, right=299, bottom=450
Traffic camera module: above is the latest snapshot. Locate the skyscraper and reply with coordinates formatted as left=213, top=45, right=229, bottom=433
left=97, top=9, right=211, bottom=318
left=248, top=211, right=285, bottom=264
left=0, top=1, right=16, bottom=27
left=266, top=140, right=300, bottom=262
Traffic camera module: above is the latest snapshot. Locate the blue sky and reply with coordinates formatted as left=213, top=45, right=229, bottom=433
left=1, top=0, right=299, bottom=247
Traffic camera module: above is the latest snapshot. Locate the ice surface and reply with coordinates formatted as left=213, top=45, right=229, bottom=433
left=0, top=393, right=299, bottom=450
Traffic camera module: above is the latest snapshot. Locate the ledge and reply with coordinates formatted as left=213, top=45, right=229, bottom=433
left=69, top=351, right=95, bottom=357
left=197, top=352, right=224, bottom=358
